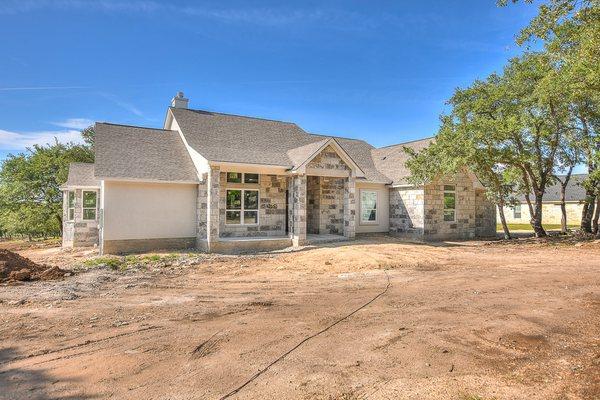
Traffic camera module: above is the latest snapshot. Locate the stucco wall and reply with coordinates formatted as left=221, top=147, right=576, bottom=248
left=102, top=181, right=197, bottom=241
left=389, top=187, right=425, bottom=237
left=356, top=182, right=389, bottom=233
left=219, top=173, right=287, bottom=238
left=499, top=202, right=583, bottom=225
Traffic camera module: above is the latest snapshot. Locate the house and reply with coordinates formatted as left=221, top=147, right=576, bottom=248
left=498, top=174, right=588, bottom=226
left=61, top=92, right=496, bottom=254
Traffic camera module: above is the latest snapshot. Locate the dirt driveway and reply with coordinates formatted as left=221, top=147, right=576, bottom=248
left=1, top=236, right=599, bottom=400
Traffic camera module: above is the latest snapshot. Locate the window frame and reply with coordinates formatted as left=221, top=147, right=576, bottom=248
left=81, top=190, right=98, bottom=221
left=67, top=191, right=75, bottom=221
left=359, top=189, right=378, bottom=224
left=443, top=185, right=456, bottom=222
left=225, top=188, right=260, bottom=225
left=513, top=204, right=522, bottom=219
left=226, top=172, right=260, bottom=185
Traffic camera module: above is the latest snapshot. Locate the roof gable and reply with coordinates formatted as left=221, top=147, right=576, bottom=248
left=288, top=139, right=365, bottom=177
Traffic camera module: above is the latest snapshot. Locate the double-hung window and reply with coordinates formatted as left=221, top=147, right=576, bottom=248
left=226, top=189, right=259, bottom=225
left=226, top=172, right=259, bottom=184
left=443, top=185, right=456, bottom=222
left=82, top=191, right=98, bottom=220
left=513, top=204, right=521, bottom=219
left=360, top=190, right=377, bottom=223
left=67, top=191, right=75, bottom=221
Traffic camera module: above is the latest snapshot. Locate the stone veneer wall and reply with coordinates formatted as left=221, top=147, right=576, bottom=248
left=388, top=187, right=425, bottom=237
left=219, top=173, right=287, bottom=238
left=306, top=176, right=344, bottom=235
left=320, top=177, right=344, bottom=235
left=306, top=145, right=351, bottom=172
left=475, top=189, right=497, bottom=237
left=343, top=175, right=356, bottom=238
left=62, top=188, right=99, bottom=248
left=306, top=176, right=320, bottom=234
left=423, top=172, right=495, bottom=240
left=290, top=175, right=307, bottom=246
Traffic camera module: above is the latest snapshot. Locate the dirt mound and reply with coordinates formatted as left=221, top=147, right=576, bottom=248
left=0, top=249, right=67, bottom=283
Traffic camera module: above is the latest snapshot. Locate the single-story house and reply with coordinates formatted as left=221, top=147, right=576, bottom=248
left=498, top=174, right=588, bottom=225
left=61, top=92, right=496, bottom=254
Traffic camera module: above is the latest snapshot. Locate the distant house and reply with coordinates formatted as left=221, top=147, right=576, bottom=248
left=61, top=92, right=496, bottom=254
left=498, top=174, right=587, bottom=226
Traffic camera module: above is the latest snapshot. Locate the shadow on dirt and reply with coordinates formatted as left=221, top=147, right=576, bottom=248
left=0, top=347, right=96, bottom=400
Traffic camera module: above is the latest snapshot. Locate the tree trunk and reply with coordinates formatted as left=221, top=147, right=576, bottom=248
left=559, top=168, right=573, bottom=235
left=581, top=192, right=595, bottom=233
left=593, top=197, right=600, bottom=235
left=531, top=194, right=547, bottom=237
left=497, top=203, right=511, bottom=240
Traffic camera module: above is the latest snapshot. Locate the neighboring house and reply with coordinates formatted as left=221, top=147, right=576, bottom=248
left=61, top=92, right=496, bottom=254
left=498, top=174, right=588, bottom=226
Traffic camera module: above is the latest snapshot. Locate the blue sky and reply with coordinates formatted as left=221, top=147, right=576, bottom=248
left=0, top=0, right=540, bottom=163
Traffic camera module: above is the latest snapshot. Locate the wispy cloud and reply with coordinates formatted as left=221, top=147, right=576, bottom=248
left=0, top=85, right=91, bottom=91
left=52, top=118, right=94, bottom=130
left=0, top=1, right=409, bottom=31
left=99, top=93, right=144, bottom=117
left=0, top=128, right=84, bottom=151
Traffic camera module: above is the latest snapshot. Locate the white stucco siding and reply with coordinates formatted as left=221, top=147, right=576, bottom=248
left=355, top=182, right=389, bottom=233
left=102, top=181, right=197, bottom=240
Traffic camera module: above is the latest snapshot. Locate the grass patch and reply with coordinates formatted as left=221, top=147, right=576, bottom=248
left=80, top=253, right=184, bottom=271
left=497, top=223, right=578, bottom=232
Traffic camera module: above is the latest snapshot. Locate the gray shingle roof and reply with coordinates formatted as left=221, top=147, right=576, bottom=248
left=94, top=123, right=198, bottom=182
left=516, top=174, right=588, bottom=203
left=62, top=163, right=100, bottom=188
left=371, top=137, right=434, bottom=185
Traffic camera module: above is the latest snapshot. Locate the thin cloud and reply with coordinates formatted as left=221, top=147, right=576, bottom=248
left=52, top=118, right=94, bottom=130
left=0, top=128, right=84, bottom=151
left=0, top=85, right=91, bottom=91
left=99, top=93, right=144, bottom=117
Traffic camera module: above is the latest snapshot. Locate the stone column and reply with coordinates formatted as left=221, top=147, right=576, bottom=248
left=291, top=174, right=307, bottom=246
left=206, top=166, right=220, bottom=251
left=343, top=174, right=356, bottom=239
left=196, top=173, right=209, bottom=251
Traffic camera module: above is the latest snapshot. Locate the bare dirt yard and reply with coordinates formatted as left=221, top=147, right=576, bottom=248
left=0, top=236, right=598, bottom=400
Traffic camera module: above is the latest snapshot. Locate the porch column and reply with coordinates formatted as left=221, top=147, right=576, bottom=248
left=196, top=173, right=209, bottom=251
left=291, top=174, right=307, bottom=246
left=206, top=166, right=220, bottom=251
left=343, top=174, right=356, bottom=239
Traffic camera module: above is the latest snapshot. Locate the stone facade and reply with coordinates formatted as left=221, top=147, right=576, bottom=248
left=219, top=173, right=287, bottom=238
left=389, top=187, right=425, bottom=237
left=62, top=189, right=99, bottom=248
left=307, top=145, right=351, bottom=172
left=306, top=176, right=345, bottom=235
left=343, top=175, right=356, bottom=238
left=389, top=172, right=496, bottom=240
left=196, top=174, right=208, bottom=250
left=290, top=174, right=307, bottom=246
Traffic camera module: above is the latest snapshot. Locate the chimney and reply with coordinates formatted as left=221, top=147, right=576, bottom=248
left=171, top=91, right=189, bottom=109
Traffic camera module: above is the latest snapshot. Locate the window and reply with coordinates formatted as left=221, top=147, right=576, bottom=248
left=226, top=172, right=259, bottom=184
left=226, top=172, right=242, bottom=183
left=82, top=191, right=97, bottom=220
left=513, top=204, right=521, bottom=219
left=244, top=173, right=259, bottom=184
left=443, top=185, right=456, bottom=222
left=67, top=191, right=75, bottom=221
left=360, top=190, right=377, bottom=223
left=226, top=189, right=259, bottom=225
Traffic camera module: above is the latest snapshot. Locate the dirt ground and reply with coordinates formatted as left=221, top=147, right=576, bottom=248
left=0, top=236, right=598, bottom=400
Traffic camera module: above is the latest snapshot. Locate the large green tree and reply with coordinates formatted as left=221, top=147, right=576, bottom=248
left=0, top=128, right=94, bottom=239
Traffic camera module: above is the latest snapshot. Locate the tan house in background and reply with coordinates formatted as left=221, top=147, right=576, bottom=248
left=61, top=92, right=496, bottom=254
left=498, top=174, right=587, bottom=226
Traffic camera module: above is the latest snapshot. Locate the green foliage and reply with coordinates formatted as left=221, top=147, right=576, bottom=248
left=0, top=136, right=93, bottom=239
left=80, top=253, right=183, bottom=271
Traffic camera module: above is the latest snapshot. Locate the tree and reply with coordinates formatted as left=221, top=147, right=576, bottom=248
left=0, top=139, right=93, bottom=239
left=501, top=0, right=600, bottom=232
